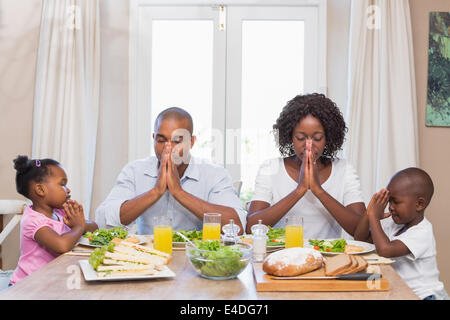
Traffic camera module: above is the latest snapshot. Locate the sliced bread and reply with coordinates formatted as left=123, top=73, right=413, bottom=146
left=340, top=255, right=359, bottom=275
left=339, top=255, right=369, bottom=275
left=353, top=255, right=369, bottom=273
left=324, top=254, right=352, bottom=276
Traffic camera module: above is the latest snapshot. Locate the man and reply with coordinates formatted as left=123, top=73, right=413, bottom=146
left=95, top=107, right=245, bottom=234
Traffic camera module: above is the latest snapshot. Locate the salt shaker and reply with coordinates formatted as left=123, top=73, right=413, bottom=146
left=222, top=219, right=240, bottom=245
left=251, top=220, right=269, bottom=262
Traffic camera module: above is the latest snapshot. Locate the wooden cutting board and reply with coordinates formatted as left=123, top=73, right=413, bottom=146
left=253, top=263, right=389, bottom=292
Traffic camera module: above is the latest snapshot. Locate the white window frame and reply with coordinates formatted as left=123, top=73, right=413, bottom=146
left=129, top=0, right=327, bottom=170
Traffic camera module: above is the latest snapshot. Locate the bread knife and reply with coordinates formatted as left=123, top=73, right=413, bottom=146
left=270, top=273, right=382, bottom=280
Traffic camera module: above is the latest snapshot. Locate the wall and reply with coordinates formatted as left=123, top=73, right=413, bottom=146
left=409, top=0, right=450, bottom=292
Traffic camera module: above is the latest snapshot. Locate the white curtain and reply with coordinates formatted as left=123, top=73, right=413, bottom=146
left=32, top=0, right=100, bottom=216
left=345, top=0, right=419, bottom=203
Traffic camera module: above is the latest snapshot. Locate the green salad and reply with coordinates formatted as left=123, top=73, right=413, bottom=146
left=308, top=239, right=347, bottom=253
left=83, top=227, right=128, bottom=246
left=187, top=240, right=248, bottom=278
left=172, top=229, right=202, bottom=242
left=266, top=226, right=285, bottom=246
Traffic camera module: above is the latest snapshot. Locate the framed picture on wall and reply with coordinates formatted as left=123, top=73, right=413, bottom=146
left=426, top=12, right=450, bottom=127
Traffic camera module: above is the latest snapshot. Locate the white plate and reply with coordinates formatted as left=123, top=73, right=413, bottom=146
left=77, top=234, right=147, bottom=248
left=78, top=260, right=176, bottom=281
left=304, top=239, right=375, bottom=255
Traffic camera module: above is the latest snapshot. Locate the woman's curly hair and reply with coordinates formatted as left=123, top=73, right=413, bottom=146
left=273, top=93, right=347, bottom=165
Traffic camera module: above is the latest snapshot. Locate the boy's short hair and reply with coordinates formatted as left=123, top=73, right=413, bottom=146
left=391, top=167, right=434, bottom=206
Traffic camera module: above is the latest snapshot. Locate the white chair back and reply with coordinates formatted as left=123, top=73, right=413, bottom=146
left=0, top=199, right=27, bottom=289
left=0, top=200, right=27, bottom=246
left=232, top=181, right=243, bottom=197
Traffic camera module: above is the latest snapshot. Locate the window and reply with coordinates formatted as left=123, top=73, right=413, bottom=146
left=151, top=20, right=214, bottom=159
left=130, top=0, right=327, bottom=202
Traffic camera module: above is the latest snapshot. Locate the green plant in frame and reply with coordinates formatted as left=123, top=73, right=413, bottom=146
left=426, top=12, right=450, bottom=126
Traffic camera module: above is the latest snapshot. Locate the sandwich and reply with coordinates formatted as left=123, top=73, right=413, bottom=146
left=96, top=262, right=161, bottom=277
left=111, top=236, right=141, bottom=245
left=344, top=244, right=365, bottom=254
left=89, top=242, right=171, bottom=277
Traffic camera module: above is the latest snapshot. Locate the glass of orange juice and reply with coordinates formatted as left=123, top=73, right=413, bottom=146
left=285, top=216, right=303, bottom=248
left=202, top=213, right=222, bottom=240
left=153, top=216, right=173, bottom=255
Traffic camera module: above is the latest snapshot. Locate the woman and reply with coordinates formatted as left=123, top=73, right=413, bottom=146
left=246, top=93, right=365, bottom=239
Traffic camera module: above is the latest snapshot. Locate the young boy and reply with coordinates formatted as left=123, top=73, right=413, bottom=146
left=354, top=167, right=448, bottom=300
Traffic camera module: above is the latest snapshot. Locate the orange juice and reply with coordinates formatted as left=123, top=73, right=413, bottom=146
left=202, top=223, right=221, bottom=240
left=285, top=225, right=303, bottom=248
left=153, top=225, right=173, bottom=254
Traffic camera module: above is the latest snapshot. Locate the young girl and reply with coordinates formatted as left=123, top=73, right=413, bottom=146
left=246, top=93, right=366, bottom=238
left=9, top=155, right=98, bottom=285
left=354, top=168, right=448, bottom=300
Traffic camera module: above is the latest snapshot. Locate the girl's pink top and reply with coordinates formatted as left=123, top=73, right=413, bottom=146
left=10, top=205, right=71, bottom=285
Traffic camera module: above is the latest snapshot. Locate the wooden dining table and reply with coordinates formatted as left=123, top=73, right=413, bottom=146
left=0, top=236, right=419, bottom=300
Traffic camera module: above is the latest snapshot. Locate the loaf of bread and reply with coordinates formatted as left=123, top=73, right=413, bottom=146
left=262, top=247, right=323, bottom=277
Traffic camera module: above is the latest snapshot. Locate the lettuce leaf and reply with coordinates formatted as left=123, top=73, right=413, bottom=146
left=308, top=238, right=347, bottom=252
left=84, top=227, right=128, bottom=246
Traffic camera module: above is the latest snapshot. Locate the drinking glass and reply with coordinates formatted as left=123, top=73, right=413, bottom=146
left=285, top=216, right=303, bottom=248
left=202, top=213, right=222, bottom=240
left=153, top=216, right=173, bottom=254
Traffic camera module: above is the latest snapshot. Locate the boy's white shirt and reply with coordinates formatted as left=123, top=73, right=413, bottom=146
left=380, top=216, right=445, bottom=299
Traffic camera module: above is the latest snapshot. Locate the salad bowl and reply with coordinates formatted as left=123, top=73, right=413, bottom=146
left=186, top=240, right=252, bottom=280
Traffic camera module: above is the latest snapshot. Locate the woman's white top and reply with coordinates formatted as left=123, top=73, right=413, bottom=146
left=251, top=158, right=364, bottom=239
left=381, top=216, right=446, bottom=299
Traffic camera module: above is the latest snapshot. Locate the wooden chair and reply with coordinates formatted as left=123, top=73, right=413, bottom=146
left=0, top=200, right=27, bottom=247
left=0, top=199, right=27, bottom=290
